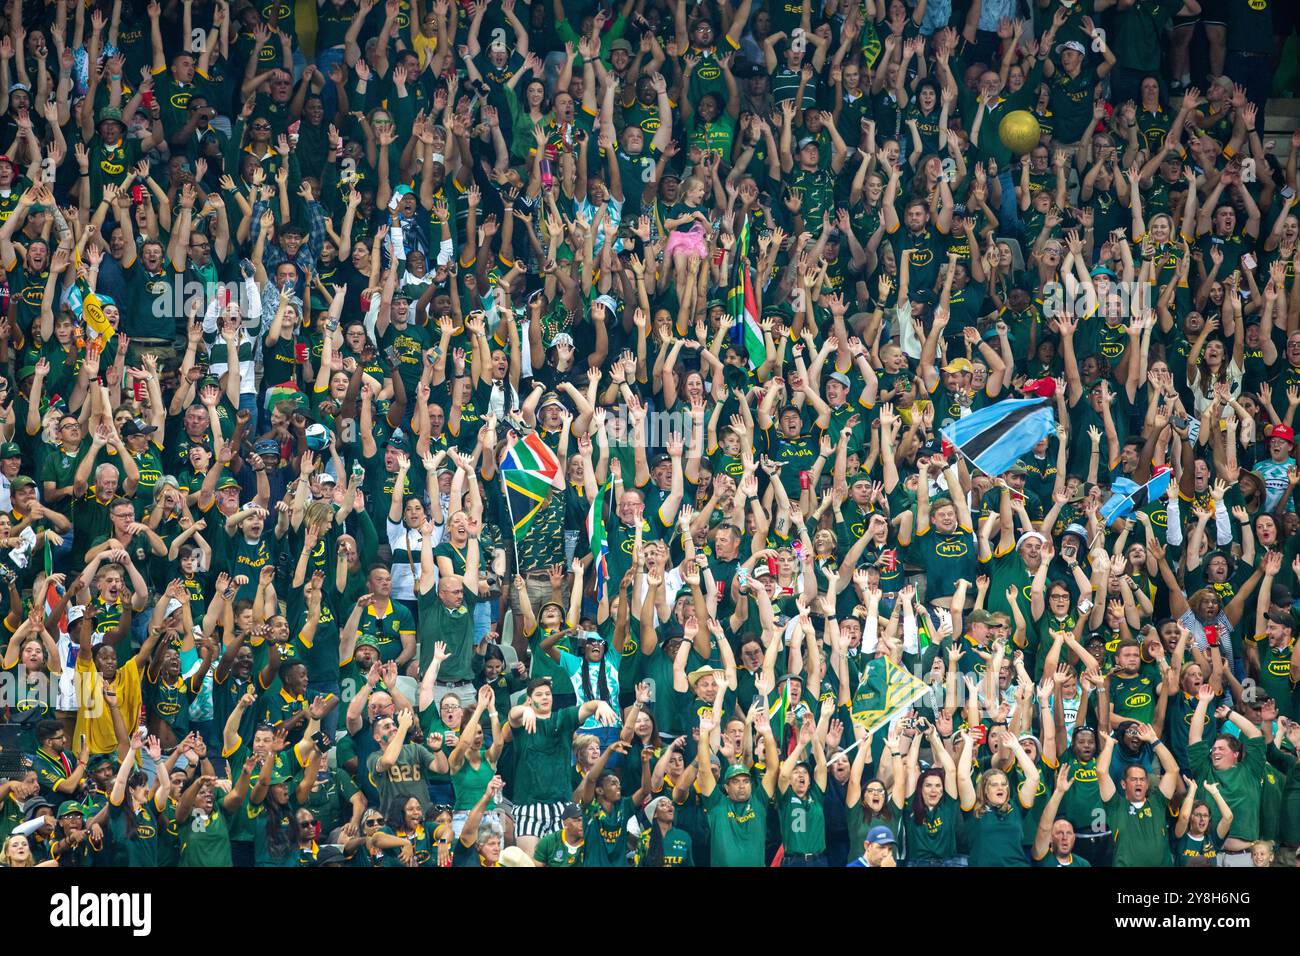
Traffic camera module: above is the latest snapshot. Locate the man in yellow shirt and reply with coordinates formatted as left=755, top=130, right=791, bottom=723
left=73, top=606, right=163, bottom=755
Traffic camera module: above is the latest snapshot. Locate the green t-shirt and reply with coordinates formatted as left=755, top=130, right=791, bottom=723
left=416, top=588, right=480, bottom=681
left=510, top=706, right=581, bottom=805
left=897, top=793, right=960, bottom=863
left=777, top=783, right=826, bottom=856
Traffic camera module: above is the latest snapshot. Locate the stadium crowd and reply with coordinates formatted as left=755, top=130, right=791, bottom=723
left=0, top=0, right=1297, bottom=870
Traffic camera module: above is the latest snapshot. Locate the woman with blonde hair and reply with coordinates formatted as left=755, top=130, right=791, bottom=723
left=956, top=726, right=1041, bottom=867
left=1, top=833, right=52, bottom=867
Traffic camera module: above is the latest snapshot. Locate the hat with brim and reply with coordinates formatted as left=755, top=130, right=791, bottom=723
left=56, top=801, right=85, bottom=818
left=315, top=845, right=347, bottom=865
left=0, top=442, right=19, bottom=458
left=121, top=419, right=157, bottom=438
left=686, top=666, right=717, bottom=688
left=97, top=106, right=124, bottom=125
left=865, top=824, right=897, bottom=845
left=942, top=358, right=974, bottom=373
left=23, top=795, right=55, bottom=819
left=266, top=767, right=292, bottom=787
left=217, top=475, right=241, bottom=490
left=722, top=763, right=752, bottom=782
left=10, top=475, right=34, bottom=490
left=1055, top=40, right=1086, bottom=55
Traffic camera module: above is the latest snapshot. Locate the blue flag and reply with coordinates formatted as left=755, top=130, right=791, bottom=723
left=1100, top=470, right=1173, bottom=525
left=940, top=398, right=1057, bottom=476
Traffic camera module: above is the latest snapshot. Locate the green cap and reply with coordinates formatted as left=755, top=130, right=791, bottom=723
left=355, top=633, right=382, bottom=649
left=969, top=609, right=995, bottom=626
left=723, top=763, right=753, bottom=782
left=217, top=474, right=241, bottom=490
left=98, top=106, right=124, bottom=124
left=17, top=364, right=36, bottom=379
left=86, top=753, right=118, bottom=771
left=56, top=800, right=85, bottom=817
left=258, top=764, right=292, bottom=787
left=10, top=475, right=34, bottom=490
left=0, top=442, right=20, bottom=458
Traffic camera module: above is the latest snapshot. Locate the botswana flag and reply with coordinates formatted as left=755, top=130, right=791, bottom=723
left=1100, top=469, right=1173, bottom=526
left=940, top=397, right=1057, bottom=476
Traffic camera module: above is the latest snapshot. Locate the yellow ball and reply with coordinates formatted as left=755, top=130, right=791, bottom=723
left=998, top=110, right=1042, bottom=155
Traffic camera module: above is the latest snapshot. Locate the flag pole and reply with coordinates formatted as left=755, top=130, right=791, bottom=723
left=501, top=472, right=522, bottom=576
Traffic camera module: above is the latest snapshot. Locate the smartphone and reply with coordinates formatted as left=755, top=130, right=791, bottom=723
left=1062, top=541, right=1078, bottom=560
left=1204, top=624, right=1219, bottom=647
left=1283, top=186, right=1296, bottom=201
left=1241, top=252, right=1257, bottom=271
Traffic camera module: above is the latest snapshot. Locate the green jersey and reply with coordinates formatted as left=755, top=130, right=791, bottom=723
left=906, top=524, right=977, bottom=601
left=533, top=828, right=585, bottom=867
left=1109, top=671, right=1159, bottom=723
left=178, top=801, right=237, bottom=867
left=703, top=785, right=769, bottom=867
left=1104, top=790, right=1173, bottom=867
left=582, top=797, right=634, bottom=867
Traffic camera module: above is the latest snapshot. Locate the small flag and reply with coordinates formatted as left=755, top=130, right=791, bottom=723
left=501, top=433, right=561, bottom=541
left=916, top=613, right=933, bottom=651
left=727, top=216, right=763, bottom=369
left=587, top=478, right=612, bottom=602
left=940, top=397, right=1056, bottom=477
left=1100, top=468, right=1173, bottom=526
left=850, top=656, right=930, bottom=735
left=79, top=289, right=115, bottom=342
left=767, top=679, right=792, bottom=750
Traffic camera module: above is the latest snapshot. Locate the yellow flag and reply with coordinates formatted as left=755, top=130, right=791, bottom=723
left=82, top=290, right=115, bottom=343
